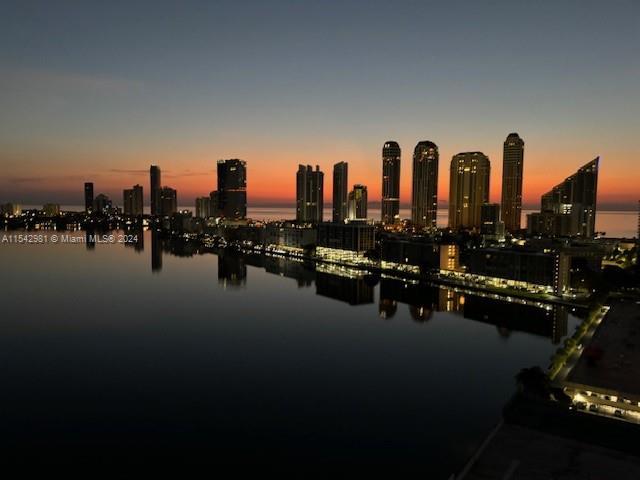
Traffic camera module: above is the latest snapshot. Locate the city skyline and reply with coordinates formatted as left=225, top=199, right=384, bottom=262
left=2, top=2, right=639, bottom=475
left=1, top=1, right=638, bottom=209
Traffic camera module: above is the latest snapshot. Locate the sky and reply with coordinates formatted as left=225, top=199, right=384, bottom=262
left=1, top=0, right=639, bottom=209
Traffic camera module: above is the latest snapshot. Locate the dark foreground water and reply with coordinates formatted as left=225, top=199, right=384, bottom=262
left=0, top=230, right=580, bottom=476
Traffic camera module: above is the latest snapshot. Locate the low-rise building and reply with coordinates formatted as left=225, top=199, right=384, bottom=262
left=316, top=221, right=375, bottom=262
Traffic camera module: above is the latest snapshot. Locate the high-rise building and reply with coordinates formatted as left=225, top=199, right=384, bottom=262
left=501, top=133, right=525, bottom=232
left=296, top=165, right=324, bottom=223
left=123, top=184, right=143, bottom=216
left=159, top=187, right=177, bottom=216
left=94, top=193, right=112, bottom=214
left=84, top=182, right=94, bottom=213
left=382, top=141, right=401, bottom=224
left=527, top=158, right=599, bottom=237
left=347, top=184, right=368, bottom=220
left=448, top=152, right=491, bottom=230
left=150, top=165, right=161, bottom=216
left=332, top=162, right=348, bottom=223
left=195, top=196, right=212, bottom=218
left=215, top=159, right=247, bottom=220
left=411, top=141, right=439, bottom=228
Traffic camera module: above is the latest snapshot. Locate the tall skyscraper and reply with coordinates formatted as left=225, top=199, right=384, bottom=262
left=296, top=165, right=324, bottom=223
left=527, top=157, right=599, bottom=237
left=84, top=182, right=94, bottom=213
left=159, top=187, right=177, bottom=216
left=332, top=162, right=348, bottom=223
left=501, top=133, right=525, bottom=232
left=448, top=152, right=491, bottom=230
left=214, top=159, right=247, bottom=220
left=347, top=184, right=368, bottom=220
left=123, top=184, right=143, bottom=216
left=411, top=141, right=439, bottom=228
left=381, top=141, right=401, bottom=224
left=150, top=165, right=161, bottom=216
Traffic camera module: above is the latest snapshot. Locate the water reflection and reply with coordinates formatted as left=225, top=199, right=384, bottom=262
left=146, top=234, right=571, bottom=344
left=218, top=250, right=247, bottom=289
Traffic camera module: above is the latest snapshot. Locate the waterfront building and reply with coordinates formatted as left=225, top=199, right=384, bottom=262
left=379, top=235, right=441, bottom=274
left=411, top=141, right=439, bottom=228
left=463, top=246, right=570, bottom=296
left=448, top=152, right=491, bottom=230
left=123, top=184, right=143, bottom=216
left=159, top=187, right=177, bottom=216
left=347, top=184, right=368, bottom=221
left=332, top=162, right=348, bottom=223
left=527, top=158, right=599, bottom=237
left=501, top=133, right=525, bottom=232
left=481, top=203, right=505, bottom=239
left=264, top=222, right=317, bottom=254
left=316, top=221, right=375, bottom=261
left=195, top=196, right=212, bottom=218
left=94, top=193, right=112, bottom=214
left=296, top=165, right=324, bottom=223
left=150, top=165, right=161, bottom=216
left=381, top=141, right=401, bottom=224
left=439, top=244, right=461, bottom=272
left=215, top=159, right=247, bottom=220
left=84, top=182, right=94, bottom=214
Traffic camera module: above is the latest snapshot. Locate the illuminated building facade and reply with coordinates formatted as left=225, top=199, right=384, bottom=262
left=332, top=162, right=348, bottom=223
left=296, top=164, right=324, bottom=223
left=381, top=141, right=401, bottom=224
left=379, top=235, right=441, bottom=274
left=347, top=184, right=367, bottom=221
left=448, top=152, right=490, bottom=230
left=527, top=157, right=599, bottom=237
left=500, top=133, right=525, bottom=232
left=316, top=221, right=375, bottom=262
left=411, top=141, right=439, bottom=228
left=463, top=247, right=569, bottom=295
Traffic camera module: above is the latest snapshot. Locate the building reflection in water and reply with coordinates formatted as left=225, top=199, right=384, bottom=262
left=124, top=225, right=144, bottom=252
left=151, top=230, right=162, bottom=273
left=85, top=228, right=95, bottom=250
left=378, top=277, right=568, bottom=341
left=218, top=251, right=247, bottom=289
left=379, top=278, right=440, bottom=322
left=152, top=245, right=569, bottom=343
left=315, top=264, right=375, bottom=305
left=462, top=295, right=568, bottom=344
left=263, top=256, right=315, bottom=288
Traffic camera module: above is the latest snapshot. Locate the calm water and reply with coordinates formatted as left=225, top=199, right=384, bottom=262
left=1, top=229, right=580, bottom=475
